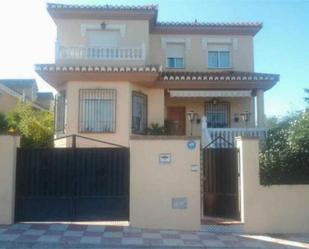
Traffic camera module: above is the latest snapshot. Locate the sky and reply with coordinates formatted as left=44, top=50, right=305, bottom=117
left=0, top=0, right=308, bottom=117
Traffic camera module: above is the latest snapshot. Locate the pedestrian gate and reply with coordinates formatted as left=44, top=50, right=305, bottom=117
left=203, top=136, right=240, bottom=219
left=15, top=146, right=129, bottom=222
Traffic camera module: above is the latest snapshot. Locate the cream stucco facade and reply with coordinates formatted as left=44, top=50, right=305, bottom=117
left=0, top=91, right=19, bottom=114
left=130, top=138, right=201, bottom=231
left=41, top=3, right=278, bottom=148
left=0, top=135, right=19, bottom=225
left=55, top=81, right=165, bottom=147
left=237, top=137, right=309, bottom=233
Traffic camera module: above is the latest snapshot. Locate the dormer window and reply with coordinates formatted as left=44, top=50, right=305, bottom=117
left=208, top=51, right=231, bottom=69
left=166, top=43, right=185, bottom=69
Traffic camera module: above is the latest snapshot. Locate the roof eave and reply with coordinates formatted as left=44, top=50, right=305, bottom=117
left=151, top=25, right=262, bottom=36
left=47, top=4, right=158, bottom=23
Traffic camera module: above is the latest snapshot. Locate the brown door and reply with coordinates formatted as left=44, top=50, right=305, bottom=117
left=167, top=107, right=186, bottom=135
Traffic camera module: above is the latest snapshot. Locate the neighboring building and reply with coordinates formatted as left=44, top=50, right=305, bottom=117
left=0, top=79, right=54, bottom=113
left=36, top=3, right=279, bottom=147
left=36, top=92, right=54, bottom=111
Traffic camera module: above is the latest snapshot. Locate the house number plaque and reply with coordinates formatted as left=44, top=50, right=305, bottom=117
left=159, top=153, right=171, bottom=164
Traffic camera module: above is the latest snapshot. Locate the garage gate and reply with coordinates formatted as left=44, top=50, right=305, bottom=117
left=15, top=145, right=129, bottom=222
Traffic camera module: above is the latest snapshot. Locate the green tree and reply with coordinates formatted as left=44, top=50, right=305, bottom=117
left=260, top=111, right=309, bottom=185
left=0, top=113, right=8, bottom=133
left=6, top=104, right=54, bottom=148
left=305, top=88, right=309, bottom=103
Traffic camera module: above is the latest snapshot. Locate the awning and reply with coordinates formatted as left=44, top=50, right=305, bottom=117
left=169, top=90, right=252, bottom=97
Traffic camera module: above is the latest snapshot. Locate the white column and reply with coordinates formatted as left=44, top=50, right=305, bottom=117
left=256, top=90, right=265, bottom=127
left=250, top=96, right=256, bottom=127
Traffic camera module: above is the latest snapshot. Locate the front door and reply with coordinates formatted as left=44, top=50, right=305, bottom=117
left=167, top=107, right=186, bottom=135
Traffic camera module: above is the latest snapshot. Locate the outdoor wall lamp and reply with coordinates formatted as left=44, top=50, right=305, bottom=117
left=101, top=22, right=106, bottom=29
left=234, top=113, right=240, bottom=123
left=187, top=110, right=197, bottom=136
left=211, top=98, right=218, bottom=105
left=240, top=111, right=251, bottom=123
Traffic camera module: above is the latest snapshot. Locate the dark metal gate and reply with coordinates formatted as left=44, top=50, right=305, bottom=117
left=15, top=146, right=129, bottom=222
left=203, top=139, right=240, bottom=219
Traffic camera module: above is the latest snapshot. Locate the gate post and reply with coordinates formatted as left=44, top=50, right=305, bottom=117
left=235, top=136, right=259, bottom=224
left=0, top=135, right=20, bottom=224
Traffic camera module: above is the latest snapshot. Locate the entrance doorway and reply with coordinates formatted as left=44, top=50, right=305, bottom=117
left=167, top=107, right=186, bottom=135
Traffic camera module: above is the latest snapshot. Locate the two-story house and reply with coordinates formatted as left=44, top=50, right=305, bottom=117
left=35, top=3, right=279, bottom=147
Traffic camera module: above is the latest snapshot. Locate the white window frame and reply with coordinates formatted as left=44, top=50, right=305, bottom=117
left=208, top=50, right=232, bottom=69
left=161, top=38, right=190, bottom=69
left=166, top=57, right=185, bottom=69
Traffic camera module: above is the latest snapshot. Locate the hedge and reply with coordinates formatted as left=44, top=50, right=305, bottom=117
left=260, top=111, right=309, bottom=185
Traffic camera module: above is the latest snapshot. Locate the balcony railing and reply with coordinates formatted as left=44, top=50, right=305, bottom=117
left=56, top=44, right=145, bottom=61
left=201, top=117, right=267, bottom=148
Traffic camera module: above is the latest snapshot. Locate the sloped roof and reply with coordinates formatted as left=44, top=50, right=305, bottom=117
left=47, top=3, right=262, bottom=36
left=35, top=64, right=279, bottom=91
left=36, top=92, right=54, bottom=101
left=0, top=79, right=38, bottom=94
left=160, top=71, right=279, bottom=82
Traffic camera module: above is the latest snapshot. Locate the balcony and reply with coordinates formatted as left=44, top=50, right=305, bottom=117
left=56, top=44, right=146, bottom=61
left=201, top=117, right=267, bottom=148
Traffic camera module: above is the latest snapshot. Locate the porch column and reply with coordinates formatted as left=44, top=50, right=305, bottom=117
left=256, top=90, right=265, bottom=127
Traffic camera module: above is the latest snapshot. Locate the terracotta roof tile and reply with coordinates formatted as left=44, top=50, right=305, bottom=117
left=47, top=3, right=158, bottom=11
left=156, top=21, right=263, bottom=28
left=160, top=71, right=279, bottom=82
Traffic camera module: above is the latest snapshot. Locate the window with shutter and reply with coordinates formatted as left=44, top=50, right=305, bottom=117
left=166, top=43, right=185, bottom=68
left=86, top=30, right=121, bottom=46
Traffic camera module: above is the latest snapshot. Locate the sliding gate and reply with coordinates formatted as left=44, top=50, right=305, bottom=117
left=15, top=147, right=129, bottom=222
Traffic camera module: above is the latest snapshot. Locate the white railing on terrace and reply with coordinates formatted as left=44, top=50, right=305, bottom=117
left=56, top=44, right=146, bottom=61
left=201, top=117, right=267, bottom=148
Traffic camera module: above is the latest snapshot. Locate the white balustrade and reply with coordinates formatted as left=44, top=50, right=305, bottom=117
left=201, top=117, right=267, bottom=148
left=205, top=128, right=267, bottom=148
left=56, top=44, right=145, bottom=61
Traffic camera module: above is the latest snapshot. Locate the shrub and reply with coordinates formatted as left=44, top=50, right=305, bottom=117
left=146, top=121, right=172, bottom=135
left=0, top=113, right=8, bottom=133
left=6, top=104, right=54, bottom=148
left=260, top=111, right=309, bottom=185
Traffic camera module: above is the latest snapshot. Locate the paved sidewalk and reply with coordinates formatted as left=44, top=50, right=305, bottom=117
left=0, top=223, right=309, bottom=248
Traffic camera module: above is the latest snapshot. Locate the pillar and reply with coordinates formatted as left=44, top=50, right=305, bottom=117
left=0, top=135, right=20, bottom=224
left=256, top=89, right=265, bottom=127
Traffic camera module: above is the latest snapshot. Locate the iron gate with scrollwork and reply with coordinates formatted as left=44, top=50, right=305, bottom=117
left=15, top=147, right=129, bottom=222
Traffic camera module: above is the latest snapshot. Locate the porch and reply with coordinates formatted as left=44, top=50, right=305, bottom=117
left=164, top=89, right=266, bottom=146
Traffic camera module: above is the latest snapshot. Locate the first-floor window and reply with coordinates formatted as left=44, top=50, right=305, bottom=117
left=54, top=90, right=66, bottom=134
left=79, top=89, right=116, bottom=133
left=208, top=51, right=231, bottom=69
left=166, top=42, right=185, bottom=69
left=132, top=91, right=147, bottom=134
left=205, top=100, right=230, bottom=128
left=167, top=57, right=184, bottom=68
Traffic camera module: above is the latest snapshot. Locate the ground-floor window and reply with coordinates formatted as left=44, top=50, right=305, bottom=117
left=79, top=89, right=116, bottom=133
left=132, top=91, right=147, bottom=134
left=54, top=90, right=66, bottom=134
left=205, top=99, right=230, bottom=128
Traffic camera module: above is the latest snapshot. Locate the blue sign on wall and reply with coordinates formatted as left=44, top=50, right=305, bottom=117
left=187, top=140, right=196, bottom=150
